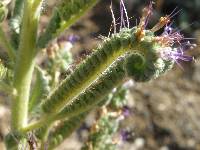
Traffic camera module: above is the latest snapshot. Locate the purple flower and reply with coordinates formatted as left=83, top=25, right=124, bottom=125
left=68, top=35, right=79, bottom=44
left=120, top=129, right=130, bottom=141
left=57, top=35, right=79, bottom=44
left=162, top=25, right=184, bottom=45
left=111, top=1, right=196, bottom=66
left=160, top=47, right=194, bottom=62
left=120, top=129, right=134, bottom=141
left=156, top=24, right=196, bottom=65
left=163, top=25, right=173, bottom=34
left=122, top=106, right=130, bottom=117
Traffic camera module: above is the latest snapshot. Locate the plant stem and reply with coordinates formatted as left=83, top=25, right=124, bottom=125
left=0, top=27, right=16, bottom=61
left=11, top=0, right=41, bottom=130
left=21, top=115, right=56, bottom=133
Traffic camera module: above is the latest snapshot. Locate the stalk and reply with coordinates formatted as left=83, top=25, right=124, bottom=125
left=11, top=0, right=41, bottom=130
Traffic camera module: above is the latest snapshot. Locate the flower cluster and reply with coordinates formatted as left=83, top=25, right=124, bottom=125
left=157, top=25, right=196, bottom=63
left=115, top=0, right=196, bottom=67
left=145, top=4, right=195, bottom=65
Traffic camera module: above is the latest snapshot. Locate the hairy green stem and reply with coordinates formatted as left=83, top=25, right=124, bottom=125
left=21, top=116, right=56, bottom=133
left=11, top=0, right=41, bottom=130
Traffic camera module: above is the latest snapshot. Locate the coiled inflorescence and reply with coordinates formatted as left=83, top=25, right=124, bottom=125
left=41, top=1, right=195, bottom=116
left=41, top=27, right=168, bottom=114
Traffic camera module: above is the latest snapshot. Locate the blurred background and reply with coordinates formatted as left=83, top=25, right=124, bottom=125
left=1, top=0, right=200, bottom=149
